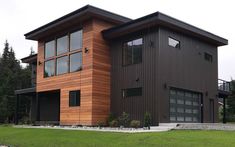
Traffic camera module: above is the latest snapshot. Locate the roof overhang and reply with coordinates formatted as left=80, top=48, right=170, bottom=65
left=25, top=5, right=131, bottom=40
left=15, top=87, right=36, bottom=95
left=103, top=12, right=228, bottom=46
left=21, top=54, right=37, bottom=64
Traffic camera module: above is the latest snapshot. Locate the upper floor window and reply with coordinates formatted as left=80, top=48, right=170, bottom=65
left=57, top=35, right=68, bottom=55
left=70, top=30, right=83, bottom=51
left=204, top=52, right=213, bottom=62
left=168, top=37, right=180, bottom=48
left=44, top=29, right=83, bottom=78
left=45, top=40, right=55, bottom=58
left=123, top=38, right=143, bottom=65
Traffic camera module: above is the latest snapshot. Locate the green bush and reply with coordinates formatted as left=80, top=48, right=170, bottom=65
left=107, top=113, right=115, bottom=124
left=130, top=120, right=141, bottom=128
left=118, top=112, right=130, bottom=127
left=144, top=112, right=151, bottom=130
left=19, top=116, right=31, bottom=125
left=109, top=120, right=118, bottom=127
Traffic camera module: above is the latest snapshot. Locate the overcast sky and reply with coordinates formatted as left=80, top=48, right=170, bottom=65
left=0, top=0, right=234, bottom=81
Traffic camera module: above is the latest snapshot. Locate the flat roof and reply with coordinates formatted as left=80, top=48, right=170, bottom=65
left=21, top=54, right=37, bottom=63
left=103, top=12, right=228, bottom=46
left=25, top=5, right=131, bottom=40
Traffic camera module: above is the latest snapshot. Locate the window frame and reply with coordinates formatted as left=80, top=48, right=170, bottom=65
left=70, top=52, right=83, bottom=73
left=122, top=87, right=142, bottom=98
left=56, top=55, right=69, bottom=76
left=44, top=59, right=55, bottom=78
left=122, top=38, right=143, bottom=66
left=168, top=37, right=180, bottom=49
left=43, top=29, right=83, bottom=78
left=204, top=52, right=213, bottom=62
left=69, top=90, right=81, bottom=107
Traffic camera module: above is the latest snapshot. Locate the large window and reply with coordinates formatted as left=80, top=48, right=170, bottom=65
left=45, top=40, right=55, bottom=58
left=69, top=90, right=81, bottom=107
left=70, top=30, right=83, bottom=51
left=123, top=87, right=142, bottom=98
left=168, top=37, right=180, bottom=48
left=57, top=56, right=68, bottom=75
left=57, top=35, right=68, bottom=55
left=44, top=60, right=55, bottom=77
left=70, top=52, right=82, bottom=72
left=123, top=38, right=143, bottom=65
left=44, top=30, right=83, bottom=78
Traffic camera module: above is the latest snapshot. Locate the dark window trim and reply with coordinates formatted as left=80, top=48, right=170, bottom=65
left=168, top=36, right=180, bottom=49
left=122, top=37, right=143, bottom=67
left=69, top=90, right=81, bottom=107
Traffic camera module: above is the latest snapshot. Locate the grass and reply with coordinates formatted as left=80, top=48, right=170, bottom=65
left=0, top=126, right=235, bottom=147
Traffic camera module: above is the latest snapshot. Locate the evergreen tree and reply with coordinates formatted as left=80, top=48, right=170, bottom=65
left=0, top=40, right=31, bottom=123
left=227, top=81, right=235, bottom=121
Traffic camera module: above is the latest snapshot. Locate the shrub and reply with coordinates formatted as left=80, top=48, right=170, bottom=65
left=130, top=120, right=141, bottom=128
left=118, top=112, right=130, bottom=127
left=97, top=121, right=105, bottom=129
left=107, top=113, right=115, bottom=124
left=19, top=116, right=31, bottom=124
left=144, top=112, right=151, bottom=130
left=109, top=120, right=118, bottom=127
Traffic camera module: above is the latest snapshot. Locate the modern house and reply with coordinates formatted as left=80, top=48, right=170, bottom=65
left=15, top=5, right=229, bottom=126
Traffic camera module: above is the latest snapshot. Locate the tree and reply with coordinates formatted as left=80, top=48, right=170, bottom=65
left=0, top=40, right=31, bottom=123
left=227, top=80, right=235, bottom=121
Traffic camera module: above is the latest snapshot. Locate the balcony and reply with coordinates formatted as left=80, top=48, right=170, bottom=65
left=218, top=79, right=231, bottom=98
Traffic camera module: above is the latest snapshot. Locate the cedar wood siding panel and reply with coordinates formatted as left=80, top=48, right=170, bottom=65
left=91, top=19, right=113, bottom=124
left=110, top=28, right=159, bottom=125
left=37, top=20, right=93, bottom=125
left=158, top=27, right=218, bottom=123
left=36, top=19, right=114, bottom=125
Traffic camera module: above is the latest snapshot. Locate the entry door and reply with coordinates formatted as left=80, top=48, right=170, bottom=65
left=209, top=99, right=214, bottom=123
left=169, top=88, right=201, bottom=123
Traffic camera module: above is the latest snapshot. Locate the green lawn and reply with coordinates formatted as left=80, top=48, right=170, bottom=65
left=0, top=126, right=235, bottom=147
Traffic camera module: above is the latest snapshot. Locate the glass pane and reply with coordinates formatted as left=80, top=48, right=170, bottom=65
left=193, top=101, right=199, bottom=106
left=177, top=108, right=184, bottom=113
left=170, top=98, right=176, bottom=104
left=70, top=52, right=82, bottom=72
left=123, top=41, right=132, bottom=65
left=170, top=90, right=176, bottom=95
left=185, top=92, right=192, bottom=97
left=177, top=116, right=184, bottom=121
left=185, top=100, right=192, bottom=105
left=177, top=91, right=184, bottom=96
left=168, top=37, right=180, bottom=48
left=177, top=99, right=184, bottom=104
left=170, top=116, right=176, bottom=121
left=70, top=30, right=82, bottom=51
left=185, top=117, right=192, bottom=122
left=57, top=35, right=68, bottom=55
left=193, top=109, right=199, bottom=114
left=124, top=88, right=142, bottom=97
left=44, top=60, right=55, bottom=77
left=45, top=40, right=55, bottom=58
left=170, top=107, right=176, bottom=113
left=185, top=108, right=192, bottom=113
left=56, top=56, right=68, bottom=75
left=193, top=117, right=198, bottom=122
left=133, top=38, right=142, bottom=64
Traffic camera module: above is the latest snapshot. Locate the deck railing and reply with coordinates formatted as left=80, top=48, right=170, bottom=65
left=218, top=79, right=231, bottom=92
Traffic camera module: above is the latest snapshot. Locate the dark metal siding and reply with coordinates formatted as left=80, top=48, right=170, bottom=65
left=110, top=29, right=159, bottom=125
left=158, top=27, right=218, bottom=123
left=110, top=26, right=218, bottom=124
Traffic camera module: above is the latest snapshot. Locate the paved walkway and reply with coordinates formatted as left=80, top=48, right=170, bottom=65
left=175, top=123, right=235, bottom=131
left=14, top=123, right=178, bottom=133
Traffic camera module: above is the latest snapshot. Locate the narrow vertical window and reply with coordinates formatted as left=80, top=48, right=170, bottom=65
left=70, top=52, right=82, bottom=72
left=70, top=30, right=83, bottom=51
left=57, top=35, right=68, bottom=55
left=45, top=40, right=55, bottom=58
left=123, top=38, right=143, bottom=65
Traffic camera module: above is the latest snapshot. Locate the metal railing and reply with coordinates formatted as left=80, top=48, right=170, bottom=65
left=218, top=79, right=231, bottom=92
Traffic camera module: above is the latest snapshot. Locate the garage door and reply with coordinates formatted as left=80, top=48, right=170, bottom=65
left=169, top=88, right=201, bottom=123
